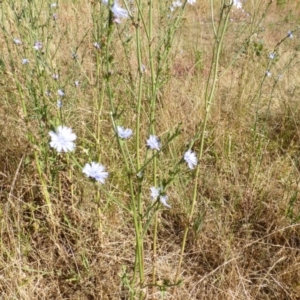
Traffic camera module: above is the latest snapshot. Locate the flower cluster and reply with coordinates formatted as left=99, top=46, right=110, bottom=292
left=49, top=126, right=109, bottom=184
left=48, top=124, right=197, bottom=198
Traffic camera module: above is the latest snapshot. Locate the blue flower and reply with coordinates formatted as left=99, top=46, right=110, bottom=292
left=111, top=1, right=128, bottom=22
left=49, top=126, right=77, bottom=152
left=184, top=150, right=197, bottom=169
left=83, top=162, right=108, bottom=184
left=146, top=135, right=161, bottom=151
left=150, top=187, right=171, bottom=208
left=117, top=126, right=133, bottom=139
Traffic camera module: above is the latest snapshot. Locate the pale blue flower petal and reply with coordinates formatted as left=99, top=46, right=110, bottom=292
left=146, top=135, right=161, bottom=151
left=49, top=126, right=76, bottom=153
left=184, top=149, right=197, bottom=169
left=83, top=162, right=108, bottom=184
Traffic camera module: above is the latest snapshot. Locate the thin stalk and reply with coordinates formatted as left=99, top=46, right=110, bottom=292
left=135, top=0, right=143, bottom=173
left=174, top=2, right=231, bottom=287
left=148, top=0, right=159, bottom=291
left=106, top=6, right=145, bottom=289
left=133, top=0, right=145, bottom=294
left=95, top=51, right=103, bottom=147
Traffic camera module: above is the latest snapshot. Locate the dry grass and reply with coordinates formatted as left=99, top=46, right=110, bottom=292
left=1, top=0, right=300, bottom=299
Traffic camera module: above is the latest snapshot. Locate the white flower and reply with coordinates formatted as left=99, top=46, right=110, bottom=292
left=268, top=53, right=275, bottom=60
left=117, top=126, right=133, bottom=139
left=172, top=0, right=182, bottom=8
left=184, top=149, right=197, bottom=169
left=51, top=3, right=57, bottom=8
left=49, top=126, right=77, bottom=152
left=111, top=2, right=128, bottom=20
left=150, top=187, right=171, bottom=208
left=93, top=42, right=101, bottom=49
left=57, top=100, right=62, bottom=108
left=170, top=0, right=182, bottom=11
left=159, top=195, right=171, bottom=208
left=58, top=89, right=65, bottom=96
left=146, top=135, right=161, bottom=151
left=33, top=41, right=43, bottom=50
left=266, top=70, right=271, bottom=77
left=102, top=0, right=108, bottom=4
left=83, top=162, right=108, bottom=184
left=13, top=38, right=21, bottom=45
left=288, top=30, right=293, bottom=39
left=45, top=90, right=51, bottom=96
left=188, top=0, right=196, bottom=4
left=141, top=64, right=146, bottom=73
left=150, top=187, right=160, bottom=200
left=232, top=0, right=242, bottom=9
left=74, top=80, right=80, bottom=87
left=22, top=58, right=29, bottom=65
left=52, top=74, right=59, bottom=80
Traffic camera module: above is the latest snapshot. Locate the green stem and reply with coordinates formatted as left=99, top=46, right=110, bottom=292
left=133, top=0, right=145, bottom=295
left=105, top=4, right=145, bottom=292
left=174, top=1, right=231, bottom=287
left=148, top=0, right=159, bottom=291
